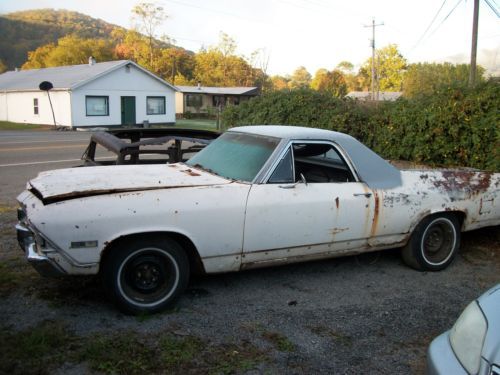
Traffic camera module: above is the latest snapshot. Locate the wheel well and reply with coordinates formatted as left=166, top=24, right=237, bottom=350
left=100, top=232, right=206, bottom=276
left=447, top=210, right=466, bottom=229
left=405, top=210, right=466, bottom=245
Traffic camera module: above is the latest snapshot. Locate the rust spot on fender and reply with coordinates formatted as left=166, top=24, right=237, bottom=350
left=335, top=197, right=339, bottom=209
left=181, top=168, right=201, bottom=177
left=331, top=227, right=348, bottom=235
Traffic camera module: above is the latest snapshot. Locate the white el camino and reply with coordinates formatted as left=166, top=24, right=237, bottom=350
left=16, top=126, right=500, bottom=314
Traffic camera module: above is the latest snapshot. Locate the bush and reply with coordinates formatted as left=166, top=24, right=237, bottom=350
left=221, top=83, right=499, bottom=171
left=222, top=88, right=372, bottom=141
left=372, top=81, right=499, bottom=170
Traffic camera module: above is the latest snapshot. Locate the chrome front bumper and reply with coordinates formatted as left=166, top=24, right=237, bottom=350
left=16, top=223, right=65, bottom=277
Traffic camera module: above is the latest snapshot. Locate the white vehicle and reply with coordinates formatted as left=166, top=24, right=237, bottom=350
left=16, top=126, right=500, bottom=314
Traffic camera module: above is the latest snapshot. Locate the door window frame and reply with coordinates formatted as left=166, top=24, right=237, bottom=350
left=262, top=140, right=360, bottom=184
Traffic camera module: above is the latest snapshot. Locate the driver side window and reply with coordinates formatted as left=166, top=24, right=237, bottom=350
left=268, top=142, right=355, bottom=183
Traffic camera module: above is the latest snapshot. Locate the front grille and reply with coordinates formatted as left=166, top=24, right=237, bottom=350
left=490, top=364, right=500, bottom=375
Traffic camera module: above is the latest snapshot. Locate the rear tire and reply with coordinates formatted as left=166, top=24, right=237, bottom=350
left=102, top=236, right=189, bottom=315
left=402, top=214, right=460, bottom=271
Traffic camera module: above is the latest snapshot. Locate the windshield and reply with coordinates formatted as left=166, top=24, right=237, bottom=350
left=186, top=132, right=280, bottom=182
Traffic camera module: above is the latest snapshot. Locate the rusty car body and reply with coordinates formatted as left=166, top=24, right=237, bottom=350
left=81, top=128, right=219, bottom=166
left=16, top=126, right=500, bottom=314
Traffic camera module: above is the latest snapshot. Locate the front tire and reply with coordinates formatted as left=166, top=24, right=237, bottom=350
left=102, top=236, right=189, bottom=314
left=402, top=214, right=460, bottom=271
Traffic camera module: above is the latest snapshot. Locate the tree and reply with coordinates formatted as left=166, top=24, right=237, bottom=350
left=192, top=33, right=264, bottom=87
left=403, top=62, right=485, bottom=98
left=270, top=75, right=290, bottom=91
left=194, top=49, right=256, bottom=86
left=218, top=32, right=237, bottom=57
left=288, top=66, right=311, bottom=90
left=157, top=48, right=195, bottom=85
left=22, top=35, right=115, bottom=69
left=336, top=61, right=354, bottom=74
left=131, top=2, right=168, bottom=69
left=310, top=68, right=328, bottom=90
left=22, top=43, right=56, bottom=69
left=361, top=44, right=407, bottom=92
left=0, top=60, right=7, bottom=73
left=310, top=68, right=348, bottom=98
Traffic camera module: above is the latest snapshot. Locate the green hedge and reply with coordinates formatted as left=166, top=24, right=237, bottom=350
left=221, top=84, right=499, bottom=171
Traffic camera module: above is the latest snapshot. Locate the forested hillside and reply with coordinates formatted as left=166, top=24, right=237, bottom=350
left=0, top=9, right=166, bottom=69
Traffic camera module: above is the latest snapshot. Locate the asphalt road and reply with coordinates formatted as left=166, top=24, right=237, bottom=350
left=0, top=130, right=93, bottom=203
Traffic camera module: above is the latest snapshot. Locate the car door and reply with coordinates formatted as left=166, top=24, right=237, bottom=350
left=242, top=141, right=375, bottom=268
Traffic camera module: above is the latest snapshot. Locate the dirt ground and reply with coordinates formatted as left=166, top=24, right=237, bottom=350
left=0, top=199, right=498, bottom=374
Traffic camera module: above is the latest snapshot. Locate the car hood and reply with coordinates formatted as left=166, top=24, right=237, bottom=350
left=28, top=163, right=231, bottom=203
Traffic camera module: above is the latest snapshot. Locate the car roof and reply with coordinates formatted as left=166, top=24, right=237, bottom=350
left=229, top=125, right=402, bottom=189
left=229, top=125, right=352, bottom=142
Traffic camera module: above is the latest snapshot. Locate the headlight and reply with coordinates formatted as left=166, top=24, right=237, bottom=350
left=449, top=301, right=487, bottom=374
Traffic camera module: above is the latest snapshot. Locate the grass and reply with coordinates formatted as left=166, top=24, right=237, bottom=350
left=309, top=325, right=353, bottom=347
left=82, top=332, right=267, bottom=374
left=0, top=121, right=49, bottom=131
left=82, top=332, right=155, bottom=374
left=0, top=259, right=37, bottom=297
left=262, top=331, right=295, bottom=352
left=0, top=119, right=219, bottom=131
left=0, top=321, right=76, bottom=375
left=174, top=118, right=218, bottom=131
left=160, top=335, right=204, bottom=368
left=0, top=320, right=268, bottom=375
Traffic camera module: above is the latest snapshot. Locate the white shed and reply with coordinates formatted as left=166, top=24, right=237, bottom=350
left=0, top=59, right=177, bottom=128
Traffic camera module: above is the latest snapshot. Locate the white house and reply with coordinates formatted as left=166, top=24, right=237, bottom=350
left=0, top=58, right=177, bottom=128
left=346, top=91, right=403, bottom=101
left=175, top=85, right=259, bottom=115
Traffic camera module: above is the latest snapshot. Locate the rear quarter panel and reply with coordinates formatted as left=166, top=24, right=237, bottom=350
left=373, top=170, right=500, bottom=242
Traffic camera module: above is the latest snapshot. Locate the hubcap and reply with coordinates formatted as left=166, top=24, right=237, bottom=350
left=421, top=218, right=456, bottom=265
left=134, top=262, right=161, bottom=290
left=118, top=248, right=179, bottom=306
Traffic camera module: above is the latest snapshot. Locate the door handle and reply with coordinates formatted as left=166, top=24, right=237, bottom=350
left=353, top=193, right=372, bottom=198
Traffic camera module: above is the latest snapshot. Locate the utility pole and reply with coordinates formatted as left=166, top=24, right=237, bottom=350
left=469, top=0, right=480, bottom=87
left=364, top=19, right=384, bottom=100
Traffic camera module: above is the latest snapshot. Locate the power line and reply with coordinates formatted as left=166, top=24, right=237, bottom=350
left=162, top=0, right=267, bottom=24
left=411, top=0, right=447, bottom=50
left=484, top=0, right=500, bottom=17
left=425, top=0, right=464, bottom=40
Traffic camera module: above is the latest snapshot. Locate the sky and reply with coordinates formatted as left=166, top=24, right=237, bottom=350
left=1, top=0, right=499, bottom=75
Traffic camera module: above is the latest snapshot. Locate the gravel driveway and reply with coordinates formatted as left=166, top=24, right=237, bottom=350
left=1, top=200, right=498, bottom=374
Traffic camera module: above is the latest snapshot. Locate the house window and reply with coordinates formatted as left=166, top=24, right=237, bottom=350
left=86, top=96, right=109, bottom=116
left=212, top=95, right=226, bottom=107
left=186, top=94, right=202, bottom=108
left=33, top=98, right=39, bottom=115
left=147, top=96, right=165, bottom=115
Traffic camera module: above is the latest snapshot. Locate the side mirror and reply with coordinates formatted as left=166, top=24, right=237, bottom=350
left=279, top=173, right=308, bottom=189
left=299, top=173, right=308, bottom=186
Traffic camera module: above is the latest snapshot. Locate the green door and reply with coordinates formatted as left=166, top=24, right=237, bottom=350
left=121, top=96, right=136, bottom=126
